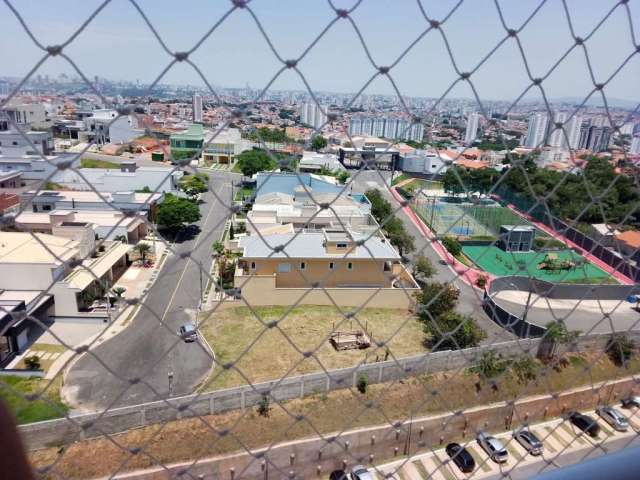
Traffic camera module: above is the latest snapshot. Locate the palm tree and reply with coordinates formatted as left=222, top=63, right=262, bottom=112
left=136, top=243, right=152, bottom=265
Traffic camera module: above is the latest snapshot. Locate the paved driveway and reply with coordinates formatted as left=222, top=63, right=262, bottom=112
left=64, top=173, right=235, bottom=411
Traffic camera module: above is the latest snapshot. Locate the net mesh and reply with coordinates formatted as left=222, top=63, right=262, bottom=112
left=1, top=0, right=639, bottom=479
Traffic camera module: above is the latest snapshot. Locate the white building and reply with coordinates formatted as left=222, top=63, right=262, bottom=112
left=464, top=113, right=481, bottom=145
left=524, top=112, right=549, bottom=148
left=348, top=117, right=362, bottom=136
left=563, top=114, right=582, bottom=150
left=202, top=128, right=251, bottom=165
left=401, top=150, right=451, bottom=176
left=547, top=112, right=568, bottom=148
left=0, top=103, right=50, bottom=130
left=298, top=151, right=345, bottom=173
left=300, top=102, right=327, bottom=129
left=620, top=122, right=635, bottom=136
left=52, top=162, right=183, bottom=193
left=0, top=129, right=54, bottom=156
left=193, top=93, right=203, bottom=123
left=630, top=135, right=640, bottom=155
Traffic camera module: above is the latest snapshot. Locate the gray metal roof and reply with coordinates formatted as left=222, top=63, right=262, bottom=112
left=239, top=231, right=400, bottom=259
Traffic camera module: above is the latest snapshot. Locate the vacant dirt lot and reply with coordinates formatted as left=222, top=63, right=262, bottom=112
left=200, top=305, right=425, bottom=390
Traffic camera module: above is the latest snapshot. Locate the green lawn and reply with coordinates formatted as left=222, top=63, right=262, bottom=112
left=234, top=185, right=255, bottom=201
left=462, top=245, right=614, bottom=283
left=0, top=376, right=67, bottom=424
left=80, top=158, right=120, bottom=169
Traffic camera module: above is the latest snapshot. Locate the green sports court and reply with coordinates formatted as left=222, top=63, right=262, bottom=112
left=462, top=245, right=614, bottom=283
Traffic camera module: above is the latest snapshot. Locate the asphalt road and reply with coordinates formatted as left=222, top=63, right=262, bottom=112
left=351, top=170, right=513, bottom=344
left=64, top=172, right=236, bottom=411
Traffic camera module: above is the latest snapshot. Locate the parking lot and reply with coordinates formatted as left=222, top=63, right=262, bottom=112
left=369, top=406, right=640, bottom=480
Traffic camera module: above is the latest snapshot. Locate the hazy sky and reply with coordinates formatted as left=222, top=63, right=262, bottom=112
left=2, top=0, right=639, bottom=101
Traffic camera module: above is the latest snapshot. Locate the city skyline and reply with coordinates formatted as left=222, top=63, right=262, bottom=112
left=1, top=0, right=639, bottom=102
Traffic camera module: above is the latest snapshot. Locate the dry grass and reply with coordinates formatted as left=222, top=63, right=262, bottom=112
left=199, top=306, right=425, bottom=390
left=29, top=352, right=640, bottom=479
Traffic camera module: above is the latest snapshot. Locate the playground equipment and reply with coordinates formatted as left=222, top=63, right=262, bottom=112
left=329, top=330, right=371, bottom=351
left=537, top=253, right=576, bottom=271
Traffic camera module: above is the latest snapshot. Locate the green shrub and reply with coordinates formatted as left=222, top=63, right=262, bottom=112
left=24, top=355, right=41, bottom=370
left=257, top=395, right=271, bottom=417
left=442, top=236, right=462, bottom=256
left=606, top=333, right=635, bottom=367
left=511, top=356, right=538, bottom=383
left=356, top=374, right=368, bottom=394
left=475, top=275, right=488, bottom=288
left=471, top=351, right=508, bottom=381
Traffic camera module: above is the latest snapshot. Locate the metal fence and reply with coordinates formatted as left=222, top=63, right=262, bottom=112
left=1, top=1, right=640, bottom=479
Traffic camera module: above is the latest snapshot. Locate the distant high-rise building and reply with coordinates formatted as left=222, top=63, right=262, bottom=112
left=300, top=102, right=326, bottom=129
left=407, top=123, right=424, bottom=142
left=348, top=117, right=362, bottom=136
left=586, top=126, right=611, bottom=152
left=630, top=135, right=640, bottom=155
left=563, top=114, right=582, bottom=150
left=464, top=113, right=481, bottom=145
left=620, top=122, right=635, bottom=136
left=372, top=118, right=386, bottom=137
left=547, top=112, right=568, bottom=148
left=384, top=118, right=399, bottom=139
left=524, top=112, right=548, bottom=148
left=192, top=93, right=203, bottom=123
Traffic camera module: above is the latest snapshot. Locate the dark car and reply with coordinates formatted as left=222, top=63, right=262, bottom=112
left=446, top=443, right=476, bottom=473
left=621, top=396, right=640, bottom=409
left=178, top=323, right=198, bottom=342
left=569, top=411, right=600, bottom=437
left=513, top=429, right=543, bottom=455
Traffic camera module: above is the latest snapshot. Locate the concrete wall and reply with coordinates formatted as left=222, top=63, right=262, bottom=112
left=113, top=377, right=638, bottom=480
left=20, top=332, right=640, bottom=450
left=245, top=258, right=392, bottom=288
left=235, top=273, right=418, bottom=308
left=0, top=263, right=59, bottom=290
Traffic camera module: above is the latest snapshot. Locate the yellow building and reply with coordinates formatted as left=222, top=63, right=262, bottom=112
left=235, top=228, right=419, bottom=309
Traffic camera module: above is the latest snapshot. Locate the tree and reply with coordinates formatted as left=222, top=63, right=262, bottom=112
left=213, top=241, right=225, bottom=256
left=441, top=236, right=462, bottom=257
left=423, top=310, right=486, bottom=350
left=386, top=224, right=415, bottom=256
left=157, top=193, right=201, bottom=232
left=365, top=189, right=392, bottom=223
left=413, top=255, right=436, bottom=281
left=538, top=321, right=580, bottom=360
left=416, top=282, right=460, bottom=320
left=311, top=135, right=328, bottom=151
left=442, top=167, right=470, bottom=195
left=236, top=149, right=277, bottom=177
left=112, top=286, right=127, bottom=298
left=606, top=333, right=635, bottom=367
left=179, top=173, right=208, bottom=198
left=136, top=243, right=152, bottom=264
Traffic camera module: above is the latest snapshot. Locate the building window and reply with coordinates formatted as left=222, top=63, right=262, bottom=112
left=336, top=243, right=348, bottom=249
left=300, top=262, right=306, bottom=270
left=250, top=261, right=256, bottom=270
left=277, top=263, right=291, bottom=273
left=347, top=262, right=353, bottom=270
left=328, top=262, right=335, bottom=270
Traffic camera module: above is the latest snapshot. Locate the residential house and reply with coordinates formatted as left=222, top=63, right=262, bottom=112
left=201, top=128, right=251, bottom=165
left=235, top=228, right=419, bottom=308
left=298, top=151, right=345, bottom=173
left=170, top=123, right=204, bottom=161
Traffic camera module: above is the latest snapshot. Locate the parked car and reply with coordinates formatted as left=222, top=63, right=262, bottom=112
left=445, top=443, right=476, bottom=473
left=513, top=429, right=544, bottom=455
left=569, top=411, right=601, bottom=437
left=350, top=465, right=373, bottom=480
left=621, top=396, right=640, bottom=409
left=477, top=432, right=508, bottom=463
left=596, top=406, right=629, bottom=432
left=178, top=323, right=198, bottom=342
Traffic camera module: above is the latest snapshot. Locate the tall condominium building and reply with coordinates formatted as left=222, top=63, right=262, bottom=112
left=630, top=135, right=640, bottom=155
left=586, top=126, right=612, bottom=152
left=348, top=115, right=423, bottom=141
left=300, top=102, right=327, bottom=129
left=524, top=112, right=549, bottom=148
left=562, top=114, right=582, bottom=150
left=464, top=113, right=481, bottom=144
left=547, top=112, right=568, bottom=148
left=192, top=93, right=203, bottom=123
left=620, top=122, right=635, bottom=136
